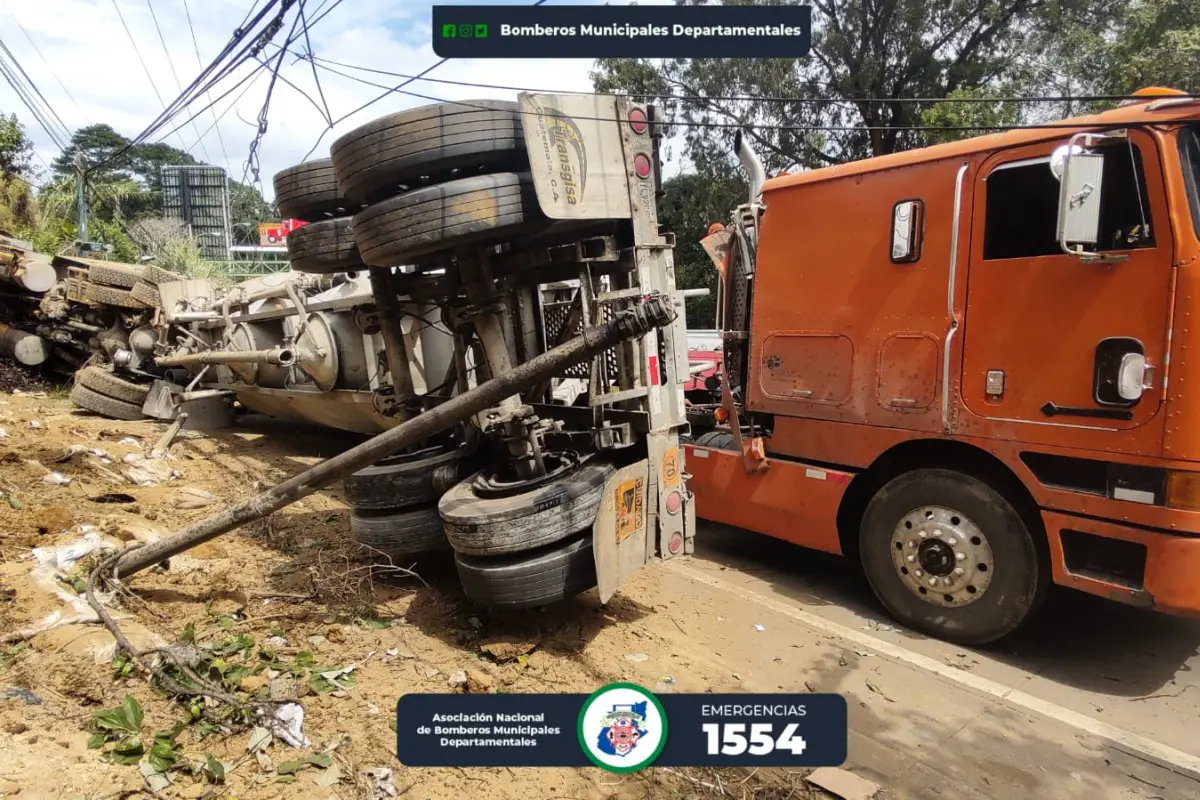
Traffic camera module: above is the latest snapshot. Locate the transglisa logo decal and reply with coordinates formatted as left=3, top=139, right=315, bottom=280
left=577, top=682, right=668, bottom=773
left=542, top=107, right=588, bottom=206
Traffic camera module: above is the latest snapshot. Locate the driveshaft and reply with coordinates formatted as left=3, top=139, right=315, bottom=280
left=112, top=297, right=675, bottom=579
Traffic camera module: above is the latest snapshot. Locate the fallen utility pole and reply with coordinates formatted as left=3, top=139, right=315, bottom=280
left=0, top=321, right=49, bottom=366
left=112, top=297, right=674, bottom=579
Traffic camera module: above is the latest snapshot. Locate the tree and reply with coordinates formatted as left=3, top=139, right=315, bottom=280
left=1098, top=0, right=1200, bottom=95
left=0, top=113, right=34, bottom=178
left=658, top=172, right=746, bottom=328
left=594, top=0, right=1118, bottom=174
left=229, top=179, right=275, bottom=245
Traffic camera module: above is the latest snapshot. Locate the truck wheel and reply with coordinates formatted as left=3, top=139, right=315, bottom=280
left=439, top=458, right=614, bottom=556
left=692, top=430, right=735, bottom=450
left=130, top=280, right=162, bottom=308
left=343, top=445, right=469, bottom=511
left=455, top=534, right=597, bottom=609
left=70, top=383, right=144, bottom=421
left=82, top=282, right=147, bottom=309
left=87, top=262, right=141, bottom=289
left=286, top=217, right=366, bottom=274
left=141, top=264, right=183, bottom=285
left=273, top=159, right=363, bottom=222
left=330, top=100, right=525, bottom=203
left=352, top=505, right=449, bottom=559
left=351, top=172, right=541, bottom=267
left=76, top=366, right=151, bottom=405
left=859, top=468, right=1047, bottom=646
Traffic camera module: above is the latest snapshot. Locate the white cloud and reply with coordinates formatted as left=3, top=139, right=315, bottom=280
left=0, top=0, right=687, bottom=204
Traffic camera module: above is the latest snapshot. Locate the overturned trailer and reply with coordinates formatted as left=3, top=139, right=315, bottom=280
left=93, top=93, right=698, bottom=608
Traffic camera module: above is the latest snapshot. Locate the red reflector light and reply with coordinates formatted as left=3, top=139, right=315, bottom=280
left=628, top=108, right=649, bottom=134
left=666, top=490, right=682, bottom=515
left=634, top=153, right=652, bottom=178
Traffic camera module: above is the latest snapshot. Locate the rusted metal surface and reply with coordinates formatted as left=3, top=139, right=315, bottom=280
left=112, top=298, right=674, bottom=580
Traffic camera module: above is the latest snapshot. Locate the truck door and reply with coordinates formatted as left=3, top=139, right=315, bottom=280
left=960, top=130, right=1172, bottom=432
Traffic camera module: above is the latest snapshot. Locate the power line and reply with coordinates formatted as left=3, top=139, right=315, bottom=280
left=303, top=61, right=1200, bottom=136
left=95, top=0, right=289, bottom=169
left=108, top=0, right=192, bottom=152
left=144, top=0, right=212, bottom=163
left=2, top=2, right=91, bottom=125
left=302, top=54, right=1198, bottom=108
left=181, top=0, right=234, bottom=176
left=0, top=43, right=71, bottom=150
left=243, top=1, right=309, bottom=188
left=0, top=39, right=71, bottom=146
left=299, top=0, right=552, bottom=162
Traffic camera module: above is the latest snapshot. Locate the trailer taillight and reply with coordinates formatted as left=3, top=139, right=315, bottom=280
left=634, top=153, right=652, bottom=179
left=628, top=108, right=649, bottom=134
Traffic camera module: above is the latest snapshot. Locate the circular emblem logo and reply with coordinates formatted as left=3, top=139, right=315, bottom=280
left=577, top=682, right=668, bottom=773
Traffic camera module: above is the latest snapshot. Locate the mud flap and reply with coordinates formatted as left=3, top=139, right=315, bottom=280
left=593, top=459, right=651, bottom=604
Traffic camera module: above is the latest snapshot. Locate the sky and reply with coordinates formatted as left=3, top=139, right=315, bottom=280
left=0, top=0, right=683, bottom=203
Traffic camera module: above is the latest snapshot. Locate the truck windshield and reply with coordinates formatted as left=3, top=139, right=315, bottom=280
left=1180, top=125, right=1200, bottom=236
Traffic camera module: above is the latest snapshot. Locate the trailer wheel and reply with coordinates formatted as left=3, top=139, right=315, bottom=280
left=76, top=366, right=151, bottom=405
left=87, top=262, right=141, bottom=289
left=859, top=468, right=1047, bottom=646
left=351, top=172, right=541, bottom=267
left=439, top=458, right=614, bottom=556
left=69, top=383, right=144, bottom=421
left=273, top=158, right=363, bottom=222
left=82, top=282, right=147, bottom=309
left=352, top=505, right=450, bottom=559
left=330, top=100, right=525, bottom=203
left=342, top=445, right=470, bottom=511
left=455, top=534, right=597, bottom=609
left=286, top=217, right=366, bottom=274
left=691, top=430, right=735, bottom=450
left=141, top=264, right=183, bottom=286
left=130, top=280, right=162, bottom=308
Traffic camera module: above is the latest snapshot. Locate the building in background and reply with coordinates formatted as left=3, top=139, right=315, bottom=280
left=161, top=165, right=233, bottom=260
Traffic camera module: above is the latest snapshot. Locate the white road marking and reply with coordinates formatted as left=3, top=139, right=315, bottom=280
left=667, top=560, right=1200, bottom=782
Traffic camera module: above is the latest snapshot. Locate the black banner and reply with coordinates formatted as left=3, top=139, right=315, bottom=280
left=431, top=5, right=812, bottom=59
left=396, top=687, right=846, bottom=771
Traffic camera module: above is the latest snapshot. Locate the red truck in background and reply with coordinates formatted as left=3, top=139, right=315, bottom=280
left=257, top=219, right=308, bottom=246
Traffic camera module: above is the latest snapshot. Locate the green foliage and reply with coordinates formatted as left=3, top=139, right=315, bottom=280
left=920, top=88, right=1024, bottom=146
left=88, top=695, right=146, bottom=765
left=0, top=113, right=35, bottom=178
left=657, top=172, right=744, bottom=327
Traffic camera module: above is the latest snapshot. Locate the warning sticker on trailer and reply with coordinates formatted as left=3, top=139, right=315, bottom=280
left=663, top=447, right=680, bottom=488
left=615, top=477, right=646, bottom=542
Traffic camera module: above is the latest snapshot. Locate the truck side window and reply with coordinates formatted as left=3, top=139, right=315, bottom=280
left=1179, top=125, right=1200, bottom=237
left=983, top=143, right=1155, bottom=260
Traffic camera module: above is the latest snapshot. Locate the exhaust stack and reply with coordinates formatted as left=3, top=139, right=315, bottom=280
left=734, top=130, right=766, bottom=206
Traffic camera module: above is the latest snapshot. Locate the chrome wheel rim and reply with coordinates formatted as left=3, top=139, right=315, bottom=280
left=890, top=505, right=994, bottom=607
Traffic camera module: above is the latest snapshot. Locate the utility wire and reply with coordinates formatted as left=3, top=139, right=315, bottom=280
left=303, top=55, right=1199, bottom=108
left=94, top=0, right=288, bottom=170
left=0, top=45, right=71, bottom=150
left=108, top=0, right=191, bottom=152
left=243, top=1, right=307, bottom=188
left=0, top=39, right=71, bottom=147
left=299, top=0, right=551, bottom=162
left=144, top=0, right=212, bottom=163
left=297, top=0, right=332, bottom=124
left=181, top=0, right=235, bottom=176
left=2, top=2, right=92, bottom=125
left=305, top=59, right=1200, bottom=135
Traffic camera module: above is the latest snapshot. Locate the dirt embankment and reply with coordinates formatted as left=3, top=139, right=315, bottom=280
left=0, top=391, right=821, bottom=800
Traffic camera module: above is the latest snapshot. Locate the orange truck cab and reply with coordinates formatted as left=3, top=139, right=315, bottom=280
left=685, top=88, right=1200, bottom=645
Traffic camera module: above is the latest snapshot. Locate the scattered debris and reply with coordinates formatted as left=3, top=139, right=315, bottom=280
left=28, top=420, right=41, bottom=430
left=2, top=687, right=43, bottom=705
left=863, top=620, right=898, bottom=633
left=806, top=767, right=880, bottom=800
left=264, top=702, right=310, bottom=748
left=0, top=427, right=7, bottom=438
left=466, top=615, right=482, bottom=629
left=447, top=670, right=468, bottom=689
left=624, top=652, right=650, bottom=663
left=655, top=676, right=677, bottom=693
left=120, top=453, right=177, bottom=486
left=169, top=486, right=216, bottom=509
left=480, top=635, right=538, bottom=662
left=117, top=437, right=140, bottom=446
left=753, top=623, right=766, bottom=632
left=465, top=669, right=493, bottom=693
left=41, top=471, right=71, bottom=486
left=32, top=530, right=114, bottom=573
left=361, top=767, right=398, bottom=798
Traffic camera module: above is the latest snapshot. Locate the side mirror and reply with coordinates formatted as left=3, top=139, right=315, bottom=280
left=1055, top=150, right=1105, bottom=251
